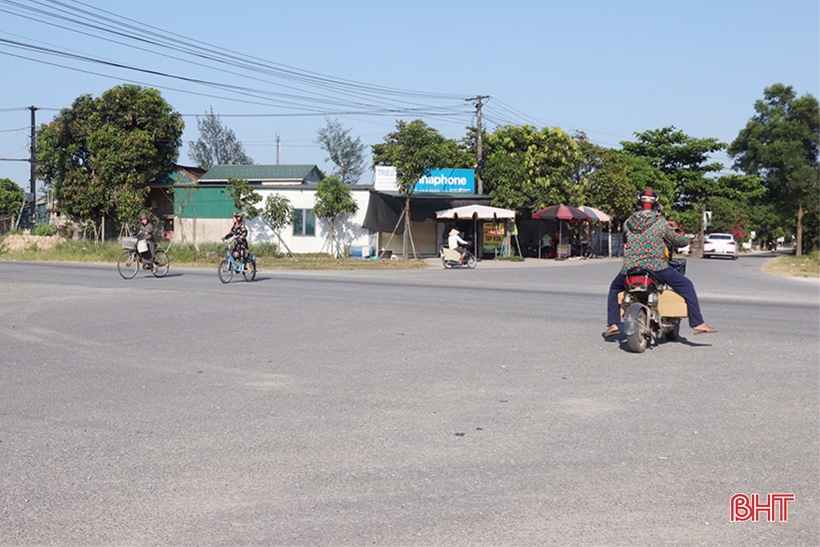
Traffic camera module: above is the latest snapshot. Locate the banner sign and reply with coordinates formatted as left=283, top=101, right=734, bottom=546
left=372, top=167, right=475, bottom=193
left=374, top=166, right=398, bottom=191
left=415, top=168, right=475, bottom=193
left=483, top=222, right=504, bottom=253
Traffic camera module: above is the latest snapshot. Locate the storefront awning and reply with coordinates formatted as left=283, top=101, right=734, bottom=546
left=362, top=191, right=492, bottom=234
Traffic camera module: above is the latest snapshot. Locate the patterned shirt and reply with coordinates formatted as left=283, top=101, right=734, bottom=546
left=620, top=210, right=689, bottom=273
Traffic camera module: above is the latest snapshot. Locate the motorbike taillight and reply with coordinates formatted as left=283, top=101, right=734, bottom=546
left=625, top=274, right=654, bottom=291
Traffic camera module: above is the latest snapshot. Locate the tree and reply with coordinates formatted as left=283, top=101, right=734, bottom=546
left=584, top=152, right=667, bottom=222
left=728, top=84, right=820, bottom=255
left=37, top=84, right=183, bottom=236
left=188, top=106, right=253, bottom=170
left=372, top=120, right=466, bottom=259
left=0, top=178, right=24, bottom=217
left=259, top=193, right=296, bottom=259
left=620, top=127, right=725, bottom=209
left=316, top=118, right=367, bottom=184
left=482, top=124, right=583, bottom=214
left=620, top=127, right=727, bottom=254
left=313, top=175, right=359, bottom=257
left=222, top=178, right=262, bottom=219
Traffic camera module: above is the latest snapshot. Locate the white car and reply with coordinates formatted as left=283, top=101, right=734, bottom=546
left=703, top=233, right=738, bottom=260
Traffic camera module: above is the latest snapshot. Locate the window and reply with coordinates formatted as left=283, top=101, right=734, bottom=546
left=293, top=208, right=315, bottom=236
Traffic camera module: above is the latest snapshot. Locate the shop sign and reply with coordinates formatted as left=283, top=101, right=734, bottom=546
left=415, top=169, right=475, bottom=193
left=483, top=222, right=504, bottom=253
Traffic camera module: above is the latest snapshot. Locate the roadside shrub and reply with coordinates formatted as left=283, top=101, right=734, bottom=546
left=251, top=241, right=279, bottom=256
left=33, top=224, right=57, bottom=236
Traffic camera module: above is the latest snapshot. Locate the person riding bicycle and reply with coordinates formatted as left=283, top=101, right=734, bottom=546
left=222, top=212, right=249, bottom=265
left=604, top=189, right=717, bottom=337
left=448, top=228, right=469, bottom=263
left=137, top=213, right=157, bottom=273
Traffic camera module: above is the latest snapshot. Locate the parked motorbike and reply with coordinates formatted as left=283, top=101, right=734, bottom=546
left=440, top=245, right=477, bottom=269
left=619, top=259, right=687, bottom=353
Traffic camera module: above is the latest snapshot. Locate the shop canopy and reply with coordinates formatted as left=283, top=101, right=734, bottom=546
left=362, top=190, right=492, bottom=234
left=435, top=204, right=516, bottom=220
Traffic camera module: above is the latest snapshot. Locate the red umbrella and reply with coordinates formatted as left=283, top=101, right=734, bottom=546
left=576, top=206, right=612, bottom=222
left=532, top=205, right=592, bottom=259
left=532, top=204, right=592, bottom=221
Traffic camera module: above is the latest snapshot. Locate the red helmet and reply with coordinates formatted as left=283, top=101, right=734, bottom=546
left=637, top=189, right=660, bottom=210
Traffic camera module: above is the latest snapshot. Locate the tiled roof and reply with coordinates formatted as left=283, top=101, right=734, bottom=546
left=200, top=164, right=321, bottom=183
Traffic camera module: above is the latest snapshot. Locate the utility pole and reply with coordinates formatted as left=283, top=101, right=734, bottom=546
left=29, top=106, right=38, bottom=224
left=465, top=95, right=490, bottom=194
left=276, top=132, right=280, bottom=165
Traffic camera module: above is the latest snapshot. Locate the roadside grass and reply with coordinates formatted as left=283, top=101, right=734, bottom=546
left=0, top=236, right=429, bottom=270
left=762, top=251, right=820, bottom=278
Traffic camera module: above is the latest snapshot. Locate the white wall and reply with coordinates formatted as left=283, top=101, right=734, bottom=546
left=174, top=217, right=233, bottom=246
left=173, top=187, right=374, bottom=255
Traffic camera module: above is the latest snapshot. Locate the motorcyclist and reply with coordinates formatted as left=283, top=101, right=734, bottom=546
left=604, top=189, right=717, bottom=337
left=137, top=213, right=157, bottom=273
left=448, top=228, right=469, bottom=263
left=223, top=212, right=249, bottom=264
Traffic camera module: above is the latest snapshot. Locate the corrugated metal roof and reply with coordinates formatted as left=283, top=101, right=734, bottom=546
left=200, top=164, right=322, bottom=183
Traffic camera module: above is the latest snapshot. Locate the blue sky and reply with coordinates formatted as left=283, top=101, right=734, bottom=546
left=1, top=0, right=818, bottom=192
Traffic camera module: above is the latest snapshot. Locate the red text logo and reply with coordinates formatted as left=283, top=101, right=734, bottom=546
left=731, top=493, right=794, bottom=522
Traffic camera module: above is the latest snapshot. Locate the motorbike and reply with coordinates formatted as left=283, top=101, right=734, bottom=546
left=440, top=244, right=477, bottom=269
left=619, top=259, right=687, bottom=353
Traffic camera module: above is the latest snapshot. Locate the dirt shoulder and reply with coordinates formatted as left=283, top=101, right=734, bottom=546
left=761, top=253, right=820, bottom=278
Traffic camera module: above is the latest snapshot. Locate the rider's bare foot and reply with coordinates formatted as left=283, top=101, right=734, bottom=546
left=604, top=324, right=620, bottom=337
left=693, top=323, right=718, bottom=334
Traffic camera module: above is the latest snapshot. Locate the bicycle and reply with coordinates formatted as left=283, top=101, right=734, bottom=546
left=117, top=236, right=170, bottom=279
left=571, top=240, right=594, bottom=259
left=218, top=245, right=257, bottom=283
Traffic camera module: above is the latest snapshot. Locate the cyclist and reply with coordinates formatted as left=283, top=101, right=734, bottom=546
left=223, top=212, right=249, bottom=265
left=137, top=213, right=157, bottom=273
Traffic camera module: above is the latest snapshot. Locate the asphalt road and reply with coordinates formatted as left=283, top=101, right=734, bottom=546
left=0, top=254, right=818, bottom=546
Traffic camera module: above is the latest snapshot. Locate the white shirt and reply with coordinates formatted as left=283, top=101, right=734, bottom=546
left=449, top=234, right=468, bottom=249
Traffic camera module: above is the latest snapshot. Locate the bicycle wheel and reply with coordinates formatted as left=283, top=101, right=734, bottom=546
left=117, top=250, right=139, bottom=279
left=152, top=250, right=170, bottom=278
left=243, top=258, right=257, bottom=282
left=218, top=258, right=233, bottom=284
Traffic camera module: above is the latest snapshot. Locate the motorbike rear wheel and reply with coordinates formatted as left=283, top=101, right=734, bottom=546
left=441, top=256, right=453, bottom=269
left=625, top=304, right=648, bottom=353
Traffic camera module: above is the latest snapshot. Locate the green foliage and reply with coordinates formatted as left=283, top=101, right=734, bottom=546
left=729, top=83, right=820, bottom=254
left=620, top=126, right=725, bottom=209
left=0, top=178, right=25, bottom=216
left=313, top=175, right=358, bottom=257
left=316, top=118, right=366, bottom=184
left=188, top=106, right=253, bottom=170
left=371, top=120, right=470, bottom=195
left=313, top=175, right=358, bottom=222
left=251, top=241, right=279, bottom=256
left=36, top=84, right=183, bottom=227
left=33, top=224, right=57, bottom=236
left=260, top=193, right=294, bottom=233
left=221, top=178, right=262, bottom=219
left=482, top=124, right=583, bottom=213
